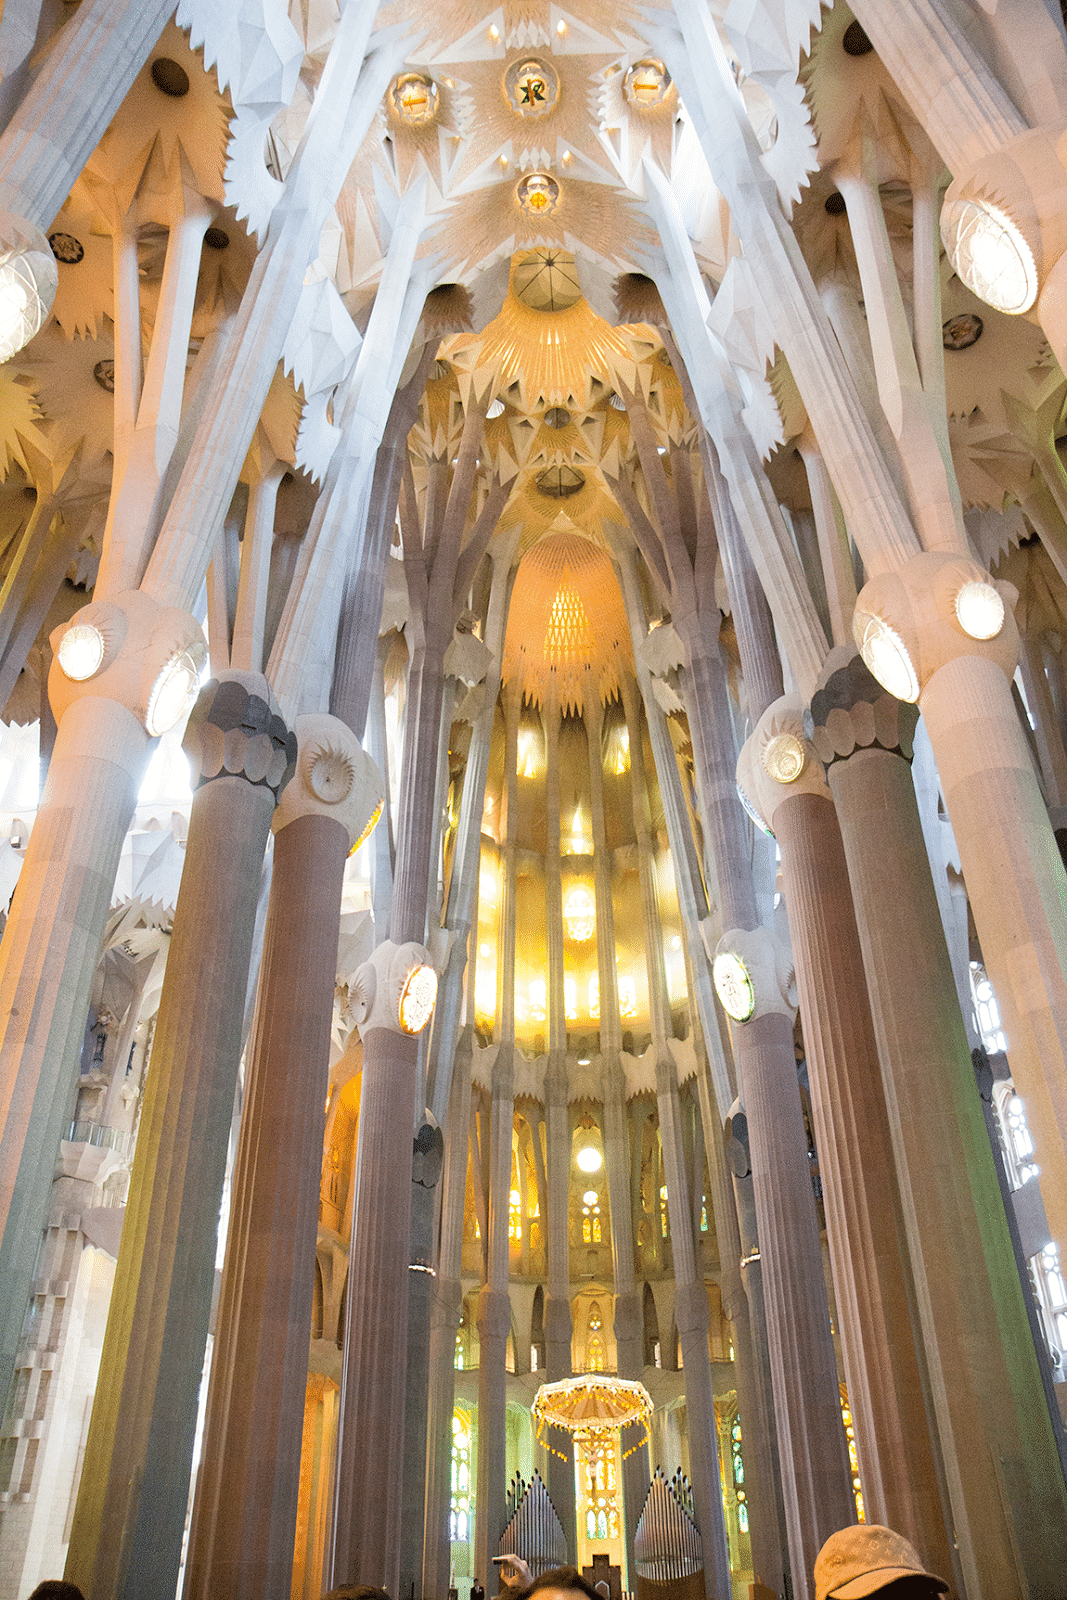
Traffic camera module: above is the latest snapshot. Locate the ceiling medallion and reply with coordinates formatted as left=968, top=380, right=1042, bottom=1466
left=942, top=312, right=983, bottom=350
left=518, top=173, right=560, bottom=218
left=536, top=465, right=585, bottom=498
left=505, top=58, right=559, bottom=118
left=389, top=72, right=440, bottom=124
left=624, top=59, right=672, bottom=108
left=48, top=232, right=84, bottom=265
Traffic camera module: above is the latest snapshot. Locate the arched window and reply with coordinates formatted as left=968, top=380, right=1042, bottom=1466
left=450, top=1411, right=472, bottom=1541
left=840, top=1388, right=864, bottom=1522
left=731, top=1414, right=748, bottom=1533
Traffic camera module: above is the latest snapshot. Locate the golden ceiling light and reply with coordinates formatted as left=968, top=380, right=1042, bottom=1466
left=389, top=72, right=440, bottom=124
left=502, top=533, right=633, bottom=714
left=517, top=173, right=560, bottom=217
left=505, top=58, right=559, bottom=118
left=624, top=59, right=672, bottom=108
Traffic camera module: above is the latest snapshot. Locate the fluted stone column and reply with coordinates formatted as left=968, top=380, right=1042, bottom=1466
left=423, top=1029, right=474, bottom=1600
left=856, top=552, right=1067, bottom=1282
left=542, top=695, right=576, bottom=1556
left=809, top=647, right=1067, bottom=1598
left=475, top=1043, right=515, bottom=1583
left=66, top=674, right=294, bottom=1600
left=184, top=715, right=382, bottom=1600
left=739, top=697, right=951, bottom=1580
left=712, top=924, right=854, bottom=1591
left=0, top=589, right=204, bottom=1403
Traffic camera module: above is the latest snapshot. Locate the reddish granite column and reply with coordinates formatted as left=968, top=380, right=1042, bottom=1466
left=810, top=647, right=1067, bottom=1596
left=739, top=696, right=952, bottom=1581
left=67, top=673, right=294, bottom=1600
left=184, top=715, right=382, bottom=1600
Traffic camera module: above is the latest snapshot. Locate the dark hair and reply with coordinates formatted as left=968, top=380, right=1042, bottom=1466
left=320, top=1587, right=392, bottom=1600
left=29, top=1585, right=87, bottom=1600
left=520, top=1568, right=601, bottom=1600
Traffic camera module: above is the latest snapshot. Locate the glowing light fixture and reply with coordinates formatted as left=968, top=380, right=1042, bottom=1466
left=399, top=961, right=438, bottom=1034
left=954, top=579, right=1005, bottom=640
left=713, top=950, right=756, bottom=1023
left=576, top=1145, right=602, bottom=1173
left=487, top=397, right=505, bottom=418
left=0, top=242, right=56, bottom=363
left=582, top=1189, right=599, bottom=1205
left=146, top=648, right=202, bottom=735
left=761, top=732, right=805, bottom=784
left=941, top=196, right=1037, bottom=315
left=57, top=622, right=105, bottom=681
left=389, top=72, right=440, bottom=124
left=853, top=610, right=919, bottom=703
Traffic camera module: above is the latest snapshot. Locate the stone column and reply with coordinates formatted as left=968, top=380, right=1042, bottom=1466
left=542, top=695, right=576, bottom=1556
left=0, top=589, right=204, bottom=1403
left=329, top=933, right=438, bottom=1597
left=183, top=715, right=382, bottom=1600
left=810, top=647, right=1067, bottom=1598
left=423, top=1030, right=473, bottom=1600
left=739, top=697, right=951, bottom=1579
left=475, top=1045, right=514, bottom=1583
left=66, top=674, right=294, bottom=1600
left=857, top=551, right=1067, bottom=1274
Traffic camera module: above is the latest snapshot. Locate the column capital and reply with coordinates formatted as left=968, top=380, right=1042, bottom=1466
left=350, top=939, right=438, bottom=1038
left=475, top=1286, right=512, bottom=1343
left=851, top=550, right=1018, bottom=704
left=183, top=672, right=296, bottom=800
left=807, top=647, right=919, bottom=769
left=710, top=925, right=797, bottom=1025
left=737, top=693, right=829, bottom=831
left=48, top=588, right=206, bottom=733
left=273, top=711, right=383, bottom=847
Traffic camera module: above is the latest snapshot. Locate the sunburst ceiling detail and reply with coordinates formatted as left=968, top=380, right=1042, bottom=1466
left=503, top=531, right=632, bottom=713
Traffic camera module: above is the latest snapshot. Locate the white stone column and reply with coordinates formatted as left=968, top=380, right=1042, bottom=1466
left=0, top=590, right=204, bottom=1402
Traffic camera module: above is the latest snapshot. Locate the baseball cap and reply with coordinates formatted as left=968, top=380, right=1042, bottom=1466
left=814, top=1526, right=948, bottom=1600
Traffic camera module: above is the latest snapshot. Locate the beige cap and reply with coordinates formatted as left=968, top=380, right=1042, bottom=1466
left=814, top=1525, right=948, bottom=1600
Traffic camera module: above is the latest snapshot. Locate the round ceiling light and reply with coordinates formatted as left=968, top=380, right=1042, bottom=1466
left=517, top=173, right=560, bottom=218
left=390, top=72, right=440, bottom=124
left=954, top=579, right=1005, bottom=640
left=0, top=244, right=56, bottom=363
left=399, top=962, right=438, bottom=1034
left=57, top=622, right=105, bottom=681
left=852, top=610, right=920, bottom=703
left=941, top=196, right=1038, bottom=315
left=712, top=950, right=756, bottom=1023
left=624, top=59, right=672, bottom=107
left=146, top=647, right=201, bottom=735
left=487, top=397, right=506, bottom=418
left=762, top=732, right=806, bottom=784
left=576, top=1145, right=602, bottom=1173
left=505, top=58, right=559, bottom=118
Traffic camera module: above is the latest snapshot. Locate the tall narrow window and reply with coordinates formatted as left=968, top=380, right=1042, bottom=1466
left=450, top=1411, right=472, bottom=1541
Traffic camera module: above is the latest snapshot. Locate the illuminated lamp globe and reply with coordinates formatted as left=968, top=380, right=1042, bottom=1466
left=576, top=1145, right=602, bottom=1174
left=853, top=610, right=919, bottom=703
left=399, top=961, right=438, bottom=1034
left=713, top=950, right=755, bottom=1023
left=146, top=647, right=201, bottom=735
left=762, top=731, right=805, bottom=784
left=954, top=579, right=1005, bottom=640
left=582, top=1189, right=599, bottom=1205
left=941, top=196, right=1037, bottom=315
left=0, top=240, right=56, bottom=363
left=57, top=622, right=105, bottom=681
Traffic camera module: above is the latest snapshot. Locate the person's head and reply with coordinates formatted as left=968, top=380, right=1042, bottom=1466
left=519, top=1567, right=602, bottom=1600
left=28, top=1584, right=87, bottom=1600
left=320, top=1586, right=391, bottom=1600
left=814, top=1527, right=948, bottom=1600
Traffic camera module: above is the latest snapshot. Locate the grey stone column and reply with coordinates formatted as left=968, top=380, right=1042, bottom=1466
left=741, top=696, right=952, bottom=1580
left=184, top=716, right=381, bottom=1600
left=66, top=675, right=294, bottom=1600
left=810, top=649, right=1067, bottom=1598
left=474, top=1045, right=515, bottom=1584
